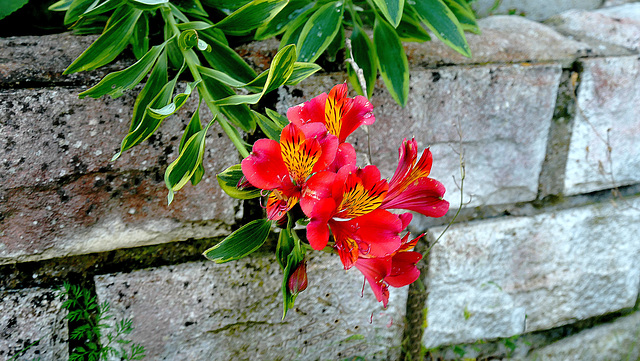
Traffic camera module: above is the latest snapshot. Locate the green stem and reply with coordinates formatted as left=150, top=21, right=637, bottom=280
left=162, top=7, right=250, bottom=158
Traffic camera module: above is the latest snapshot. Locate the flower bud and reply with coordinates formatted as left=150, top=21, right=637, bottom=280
left=288, top=261, right=308, bottom=295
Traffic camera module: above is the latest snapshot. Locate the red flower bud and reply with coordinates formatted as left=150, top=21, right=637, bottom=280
left=288, top=261, right=308, bottom=295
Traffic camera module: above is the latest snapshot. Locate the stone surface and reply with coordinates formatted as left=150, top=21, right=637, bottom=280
left=95, top=252, right=408, bottom=361
left=549, top=5, right=640, bottom=52
left=277, top=64, right=561, bottom=213
left=0, top=86, right=240, bottom=264
left=404, top=16, right=591, bottom=68
left=564, top=56, right=640, bottom=195
left=523, top=312, right=640, bottom=360
left=0, top=287, right=68, bottom=361
left=0, top=33, right=130, bottom=84
left=472, top=0, right=602, bottom=21
left=422, top=196, right=640, bottom=348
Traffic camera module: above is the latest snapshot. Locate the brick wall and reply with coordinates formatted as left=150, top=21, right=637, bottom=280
left=2, top=3, right=640, bottom=360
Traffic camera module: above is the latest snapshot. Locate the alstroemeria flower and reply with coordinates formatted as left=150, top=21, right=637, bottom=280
left=354, top=221, right=425, bottom=307
left=381, top=138, right=450, bottom=218
left=305, top=165, right=403, bottom=269
left=241, top=123, right=338, bottom=220
left=287, top=83, right=375, bottom=143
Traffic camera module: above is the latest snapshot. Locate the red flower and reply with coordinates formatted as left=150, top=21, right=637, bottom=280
left=288, top=261, right=308, bottom=295
left=305, top=165, right=403, bottom=269
left=381, top=138, right=450, bottom=218
left=241, top=123, right=338, bottom=220
left=354, top=228, right=424, bottom=307
left=287, top=83, right=375, bottom=143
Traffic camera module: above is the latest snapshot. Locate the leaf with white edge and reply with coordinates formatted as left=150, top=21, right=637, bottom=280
left=255, top=111, right=283, bottom=140
left=443, top=0, right=479, bottom=34
left=214, top=0, right=289, bottom=36
left=64, top=7, right=143, bottom=74
left=178, top=29, right=199, bottom=50
left=410, top=0, right=471, bottom=57
left=48, top=0, right=73, bottom=11
left=130, top=12, right=150, bottom=59
left=165, top=116, right=215, bottom=204
left=176, top=21, right=213, bottom=31
left=214, top=44, right=297, bottom=106
left=128, top=0, right=168, bottom=10
left=128, top=51, right=167, bottom=133
left=374, top=16, right=409, bottom=106
left=149, top=80, right=200, bottom=118
left=216, top=164, right=262, bottom=200
left=200, top=76, right=257, bottom=132
left=285, top=62, right=322, bottom=86
left=396, top=11, right=431, bottom=42
left=81, top=0, right=121, bottom=18
left=296, top=1, right=344, bottom=62
left=79, top=41, right=166, bottom=99
left=325, top=24, right=344, bottom=62
left=265, top=108, right=289, bottom=128
left=113, top=61, right=177, bottom=160
left=174, top=0, right=207, bottom=16
left=254, top=0, right=316, bottom=40
left=203, top=219, right=272, bottom=263
left=180, top=104, right=206, bottom=186
left=200, top=31, right=257, bottom=84
left=347, top=23, right=376, bottom=98
left=278, top=4, right=316, bottom=49
left=63, top=0, right=95, bottom=25
left=372, top=0, right=404, bottom=28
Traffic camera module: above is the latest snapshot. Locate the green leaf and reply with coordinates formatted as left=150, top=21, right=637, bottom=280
left=199, top=0, right=250, bottom=13
left=396, top=11, right=431, bottom=42
left=372, top=0, right=404, bottom=28
left=130, top=12, right=150, bottom=59
left=278, top=4, right=317, bottom=49
left=178, top=29, right=199, bottom=50
left=79, top=41, right=166, bottom=99
left=63, top=0, right=95, bottom=25
left=180, top=102, right=204, bottom=153
left=203, top=219, right=272, bottom=263
left=112, top=55, right=177, bottom=160
left=296, top=1, right=344, bottom=62
left=49, top=0, right=73, bottom=12
left=214, top=44, right=297, bottom=106
left=174, top=0, right=207, bottom=16
left=410, top=0, right=471, bottom=57
left=325, top=24, right=344, bottom=63
left=0, top=0, right=25, bottom=20
left=285, top=62, right=322, bottom=86
left=200, top=31, right=257, bottom=84
left=149, top=80, right=200, bottom=118
left=373, top=16, right=409, bottom=106
left=347, top=23, right=376, bottom=98
left=81, top=0, right=121, bottom=18
left=443, top=0, right=480, bottom=34
left=165, top=116, right=215, bottom=204
left=254, top=111, right=283, bottom=140
left=129, top=51, right=168, bottom=133
left=200, top=76, right=257, bottom=132
left=64, top=7, right=143, bottom=74
left=281, top=236, right=305, bottom=318
left=254, top=0, right=316, bottom=40
left=213, top=0, right=289, bottom=36
left=216, top=164, right=262, bottom=200
left=265, top=108, right=289, bottom=128
left=176, top=21, right=213, bottom=31
left=276, top=220, right=295, bottom=270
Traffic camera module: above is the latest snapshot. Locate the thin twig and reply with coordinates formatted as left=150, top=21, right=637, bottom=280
left=345, top=38, right=373, bottom=165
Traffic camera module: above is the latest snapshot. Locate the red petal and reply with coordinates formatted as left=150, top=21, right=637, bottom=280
left=286, top=93, right=328, bottom=127
left=338, top=95, right=375, bottom=142
left=385, top=251, right=422, bottom=288
left=350, top=209, right=403, bottom=258
left=241, top=139, right=288, bottom=190
left=354, top=257, right=391, bottom=307
left=301, top=123, right=339, bottom=173
left=300, top=171, right=336, bottom=217
left=306, top=198, right=336, bottom=250
left=382, top=178, right=450, bottom=218
left=328, top=142, right=356, bottom=172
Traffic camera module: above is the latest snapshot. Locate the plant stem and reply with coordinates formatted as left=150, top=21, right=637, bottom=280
left=163, top=7, right=250, bottom=158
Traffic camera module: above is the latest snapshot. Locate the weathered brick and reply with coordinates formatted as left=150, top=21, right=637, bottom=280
left=422, top=197, right=640, bottom=348
left=0, top=86, right=239, bottom=264
left=564, top=56, right=640, bottom=195
left=277, top=64, right=561, bottom=213
left=524, top=312, right=640, bottom=360
left=404, top=16, right=591, bottom=68
left=0, top=33, right=130, bottom=84
left=0, top=287, right=67, bottom=361
left=95, top=252, right=408, bottom=360
left=472, top=0, right=602, bottom=21
left=549, top=4, right=640, bottom=52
